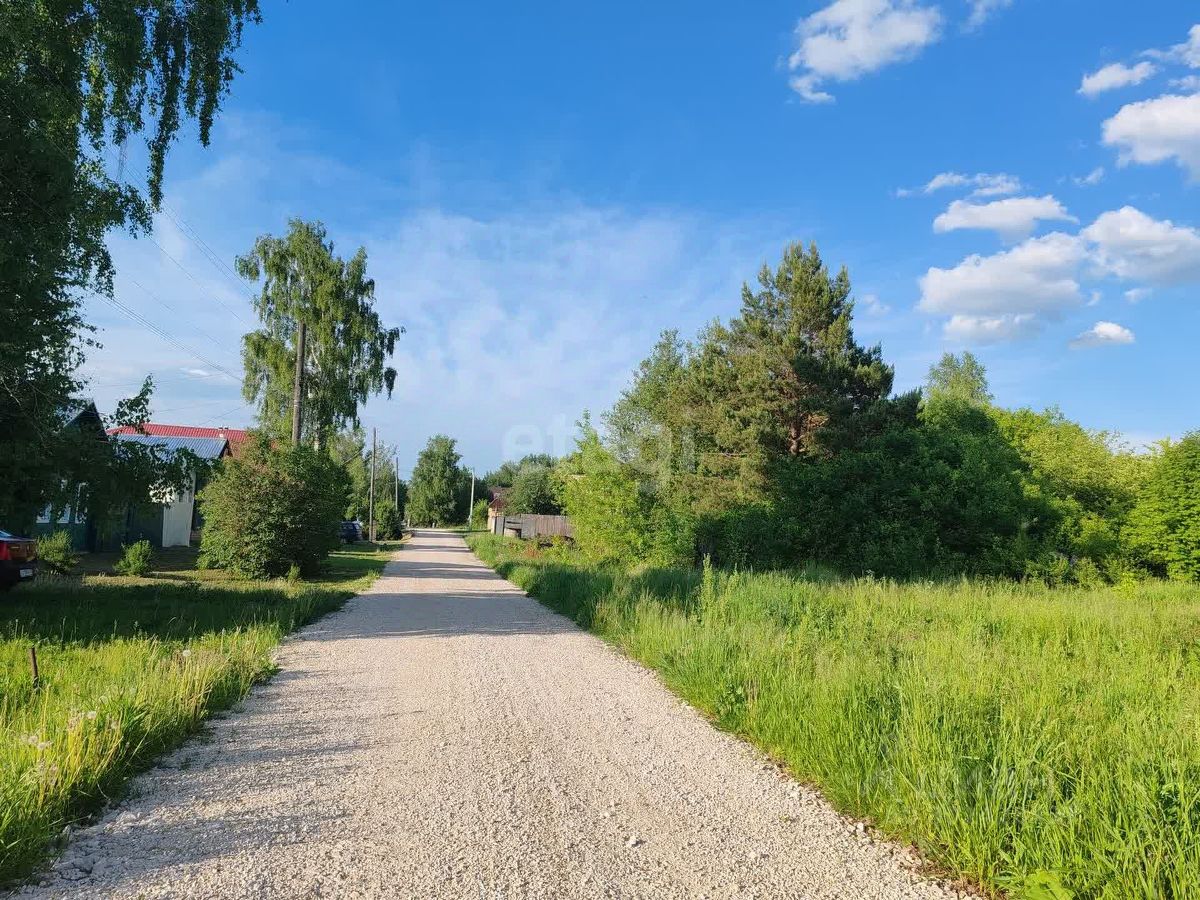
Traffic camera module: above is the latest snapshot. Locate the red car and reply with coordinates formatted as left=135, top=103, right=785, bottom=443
left=0, top=530, right=38, bottom=590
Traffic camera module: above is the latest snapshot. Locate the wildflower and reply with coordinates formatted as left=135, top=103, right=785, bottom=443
left=85, top=711, right=97, bottom=721
left=181, top=649, right=192, bottom=659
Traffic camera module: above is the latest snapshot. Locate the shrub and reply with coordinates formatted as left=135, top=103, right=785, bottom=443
left=506, top=464, right=562, bottom=515
left=471, top=498, right=489, bottom=530
left=112, top=539, right=153, bottom=576
left=1125, top=434, right=1200, bottom=581
left=35, top=530, right=78, bottom=576
left=375, top=499, right=404, bottom=539
left=199, top=436, right=349, bottom=578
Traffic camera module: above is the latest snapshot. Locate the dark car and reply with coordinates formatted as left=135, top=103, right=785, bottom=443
left=339, top=521, right=360, bottom=543
left=0, top=530, right=38, bottom=590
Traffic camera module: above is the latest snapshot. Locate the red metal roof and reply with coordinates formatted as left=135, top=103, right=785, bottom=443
left=108, top=423, right=250, bottom=453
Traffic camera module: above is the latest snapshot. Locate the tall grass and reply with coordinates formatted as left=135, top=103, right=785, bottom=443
left=0, top=544, right=391, bottom=885
left=469, top=533, right=1200, bottom=900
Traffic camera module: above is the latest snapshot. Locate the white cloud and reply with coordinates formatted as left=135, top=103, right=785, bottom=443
left=944, top=313, right=1039, bottom=343
left=933, top=195, right=1076, bottom=239
left=964, top=0, right=1013, bottom=32
left=1083, top=206, right=1200, bottom=285
left=1102, top=92, right=1200, bottom=179
left=1078, top=61, right=1158, bottom=97
left=1171, top=75, right=1200, bottom=92
left=1070, top=321, right=1135, bottom=349
left=1125, top=287, right=1152, bottom=303
left=860, top=292, right=891, bottom=316
left=788, top=0, right=943, bottom=103
left=90, top=126, right=786, bottom=471
left=1073, top=167, right=1105, bottom=187
left=900, top=171, right=1022, bottom=198
left=919, top=232, right=1085, bottom=319
left=1145, top=24, right=1200, bottom=68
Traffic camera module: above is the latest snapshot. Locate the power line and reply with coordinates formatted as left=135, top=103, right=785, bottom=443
left=0, top=80, right=257, bottom=328
left=0, top=168, right=244, bottom=385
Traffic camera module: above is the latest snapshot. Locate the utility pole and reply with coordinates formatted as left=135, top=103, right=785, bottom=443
left=290, top=320, right=306, bottom=445
left=394, top=454, right=399, bottom=507
left=368, top=427, right=377, bottom=542
left=468, top=470, right=475, bottom=529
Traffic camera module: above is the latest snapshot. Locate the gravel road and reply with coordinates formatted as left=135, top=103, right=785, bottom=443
left=15, top=530, right=954, bottom=899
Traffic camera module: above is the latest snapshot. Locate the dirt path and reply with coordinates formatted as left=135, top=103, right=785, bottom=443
left=15, top=530, right=953, bottom=899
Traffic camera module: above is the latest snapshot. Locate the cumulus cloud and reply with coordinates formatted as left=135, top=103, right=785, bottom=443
left=1171, top=75, right=1200, bottom=92
left=788, top=0, right=943, bottom=103
left=933, top=195, right=1076, bottom=239
left=1073, top=167, right=1105, bottom=187
left=919, top=232, right=1085, bottom=320
left=1078, top=61, right=1158, bottom=97
left=1083, top=206, right=1200, bottom=285
left=1124, top=287, right=1152, bottom=303
left=1102, top=92, right=1200, bottom=179
left=1070, top=321, right=1135, bottom=349
left=964, top=0, right=1013, bottom=32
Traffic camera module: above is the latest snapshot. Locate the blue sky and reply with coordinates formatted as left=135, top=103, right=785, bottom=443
left=83, top=1, right=1200, bottom=472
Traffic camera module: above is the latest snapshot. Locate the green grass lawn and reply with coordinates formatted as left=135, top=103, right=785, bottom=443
left=0, top=541, right=396, bottom=886
left=468, top=533, right=1200, bottom=900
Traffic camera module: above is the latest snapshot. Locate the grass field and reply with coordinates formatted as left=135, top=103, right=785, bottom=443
left=468, top=533, right=1200, bottom=900
left=0, top=542, right=395, bottom=886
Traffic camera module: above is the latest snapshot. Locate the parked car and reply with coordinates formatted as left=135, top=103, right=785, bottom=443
left=339, top=520, right=361, bottom=543
left=0, top=529, right=38, bottom=590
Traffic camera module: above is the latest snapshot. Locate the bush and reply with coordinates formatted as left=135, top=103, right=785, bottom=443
left=35, top=530, right=78, bottom=576
left=374, top=499, right=404, bottom=539
left=1125, top=434, right=1200, bottom=581
left=506, top=464, right=562, bottom=515
left=112, top=539, right=153, bottom=576
left=470, top=498, right=489, bottom=530
left=199, top=436, right=350, bottom=578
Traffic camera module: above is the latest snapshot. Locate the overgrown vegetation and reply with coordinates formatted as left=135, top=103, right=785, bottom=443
left=549, top=242, right=1184, bottom=584
left=469, top=532, right=1200, bottom=900
left=199, top=436, right=349, bottom=578
left=0, top=543, right=390, bottom=885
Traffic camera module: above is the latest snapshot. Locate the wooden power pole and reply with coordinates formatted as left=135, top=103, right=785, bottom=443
left=290, top=320, right=306, bottom=445
left=368, top=427, right=377, bottom=542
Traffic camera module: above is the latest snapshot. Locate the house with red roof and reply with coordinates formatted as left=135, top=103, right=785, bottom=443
left=102, top=422, right=248, bottom=547
left=108, top=423, right=250, bottom=456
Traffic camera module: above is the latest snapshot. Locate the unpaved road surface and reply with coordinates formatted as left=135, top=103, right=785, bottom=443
left=16, top=530, right=953, bottom=899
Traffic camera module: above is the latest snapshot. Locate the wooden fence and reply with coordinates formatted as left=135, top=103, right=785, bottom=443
left=489, top=514, right=574, bottom=539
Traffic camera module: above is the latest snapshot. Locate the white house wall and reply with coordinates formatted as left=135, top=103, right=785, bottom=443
left=161, top=474, right=196, bottom=548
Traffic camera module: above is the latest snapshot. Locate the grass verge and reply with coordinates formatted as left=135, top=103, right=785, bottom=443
left=468, top=532, right=1200, bottom=900
left=0, top=541, right=395, bottom=885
